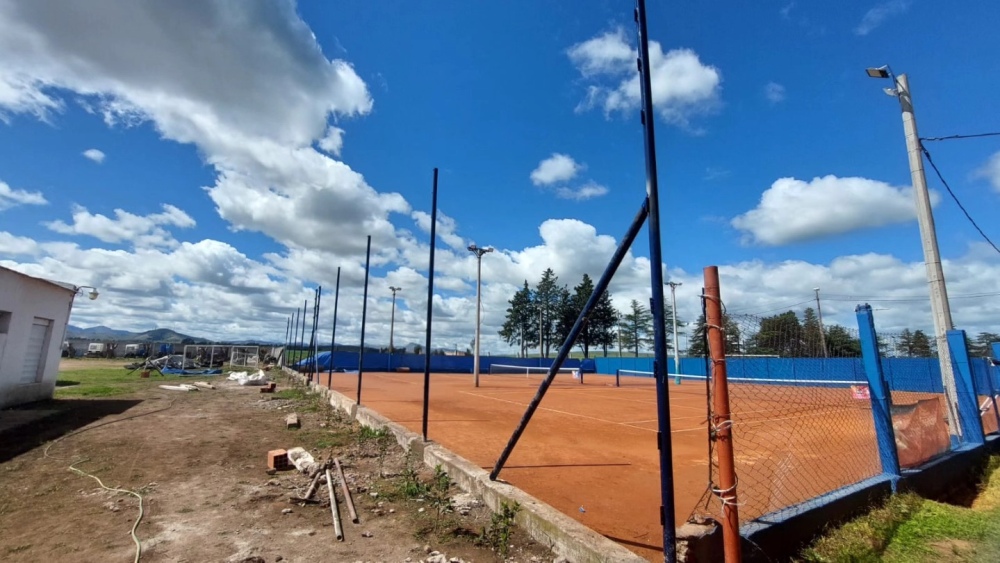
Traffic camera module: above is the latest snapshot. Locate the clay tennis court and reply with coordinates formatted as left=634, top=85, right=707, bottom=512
left=306, top=369, right=882, bottom=560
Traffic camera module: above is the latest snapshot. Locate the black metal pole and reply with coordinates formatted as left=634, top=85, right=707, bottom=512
left=635, top=0, right=678, bottom=558
left=491, top=198, right=649, bottom=479
left=292, top=308, right=300, bottom=369
left=329, top=267, right=341, bottom=388
left=299, top=299, right=308, bottom=369
left=283, top=316, right=290, bottom=367
left=311, top=287, right=322, bottom=383
left=423, top=168, right=439, bottom=441
left=357, top=236, right=372, bottom=405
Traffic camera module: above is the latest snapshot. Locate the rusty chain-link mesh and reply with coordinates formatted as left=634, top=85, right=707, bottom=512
left=694, top=309, right=882, bottom=523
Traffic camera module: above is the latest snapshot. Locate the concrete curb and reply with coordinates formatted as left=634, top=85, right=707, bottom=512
left=284, top=369, right=647, bottom=562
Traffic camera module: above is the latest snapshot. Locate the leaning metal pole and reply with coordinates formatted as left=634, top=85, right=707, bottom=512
left=357, top=236, right=372, bottom=405
left=328, top=267, right=341, bottom=387
left=490, top=198, right=649, bottom=479
left=422, top=168, right=439, bottom=441
left=635, top=0, right=678, bottom=558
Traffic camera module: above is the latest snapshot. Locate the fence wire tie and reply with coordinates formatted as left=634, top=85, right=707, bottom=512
left=710, top=476, right=743, bottom=507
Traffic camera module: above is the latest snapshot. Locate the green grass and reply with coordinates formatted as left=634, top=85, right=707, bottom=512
left=801, top=456, right=1000, bottom=562
left=55, top=367, right=195, bottom=397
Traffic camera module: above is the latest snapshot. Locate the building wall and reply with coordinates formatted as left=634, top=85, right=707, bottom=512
left=0, top=269, right=74, bottom=409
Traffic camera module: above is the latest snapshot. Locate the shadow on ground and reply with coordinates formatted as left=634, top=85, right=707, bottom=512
left=0, top=398, right=143, bottom=463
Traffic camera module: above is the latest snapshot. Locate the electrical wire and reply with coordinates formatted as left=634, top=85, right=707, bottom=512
left=920, top=145, right=1000, bottom=256
left=921, top=132, right=1000, bottom=142
left=42, top=396, right=175, bottom=563
left=727, top=299, right=814, bottom=316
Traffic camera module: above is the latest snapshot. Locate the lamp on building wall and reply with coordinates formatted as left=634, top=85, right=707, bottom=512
left=75, top=285, right=99, bottom=300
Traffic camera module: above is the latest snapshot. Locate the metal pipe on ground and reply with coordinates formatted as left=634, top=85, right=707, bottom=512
left=326, top=468, right=343, bottom=541
left=335, top=458, right=358, bottom=523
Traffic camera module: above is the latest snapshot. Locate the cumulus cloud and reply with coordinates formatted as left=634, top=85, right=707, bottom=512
left=0, top=0, right=403, bottom=261
left=0, top=179, right=47, bottom=210
left=530, top=153, right=582, bottom=186
left=855, top=0, right=911, bottom=36
left=731, top=175, right=936, bottom=245
left=318, top=125, right=345, bottom=156
left=764, top=82, right=786, bottom=104
left=555, top=182, right=609, bottom=201
left=411, top=209, right=466, bottom=250
left=45, top=203, right=196, bottom=248
left=82, top=148, right=105, bottom=163
left=975, top=152, right=1000, bottom=193
left=567, top=27, right=721, bottom=126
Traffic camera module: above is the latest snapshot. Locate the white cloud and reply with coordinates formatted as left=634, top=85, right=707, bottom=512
left=530, top=153, right=582, bottom=186
left=764, top=82, right=786, bottom=104
left=411, top=209, right=466, bottom=250
left=731, top=175, right=937, bottom=245
left=82, top=148, right=105, bottom=163
left=855, top=0, right=911, bottom=36
left=0, top=0, right=402, bottom=261
left=0, top=179, right=47, bottom=210
left=555, top=182, right=609, bottom=201
left=45, top=203, right=196, bottom=248
left=318, top=126, right=345, bottom=156
left=975, top=152, right=1000, bottom=193
left=567, top=28, right=721, bottom=126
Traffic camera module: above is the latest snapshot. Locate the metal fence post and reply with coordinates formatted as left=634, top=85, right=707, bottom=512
left=946, top=329, right=985, bottom=446
left=855, top=304, right=901, bottom=487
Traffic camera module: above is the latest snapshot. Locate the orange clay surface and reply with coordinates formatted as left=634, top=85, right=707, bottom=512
left=305, top=370, right=885, bottom=561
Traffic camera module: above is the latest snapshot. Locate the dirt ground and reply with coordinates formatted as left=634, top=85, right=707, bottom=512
left=0, top=366, right=555, bottom=562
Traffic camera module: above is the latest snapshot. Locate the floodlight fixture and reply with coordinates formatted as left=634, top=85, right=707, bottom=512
left=468, top=243, right=493, bottom=387
left=866, top=66, right=890, bottom=79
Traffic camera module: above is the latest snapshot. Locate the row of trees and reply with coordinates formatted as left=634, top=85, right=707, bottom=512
left=498, top=269, right=677, bottom=358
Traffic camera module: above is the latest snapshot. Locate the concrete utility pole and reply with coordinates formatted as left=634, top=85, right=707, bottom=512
left=667, top=281, right=682, bottom=383
left=813, top=287, right=828, bottom=358
left=468, top=244, right=494, bottom=387
left=867, top=66, right=961, bottom=438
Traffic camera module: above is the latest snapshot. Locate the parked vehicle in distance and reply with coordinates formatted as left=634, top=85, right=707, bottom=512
left=85, top=342, right=106, bottom=357
left=123, top=343, right=147, bottom=358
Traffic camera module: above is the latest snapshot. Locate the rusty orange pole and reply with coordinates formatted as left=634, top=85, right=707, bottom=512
left=704, top=266, right=741, bottom=562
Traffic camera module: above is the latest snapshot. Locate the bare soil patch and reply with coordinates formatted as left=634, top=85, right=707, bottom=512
left=0, top=370, right=554, bottom=562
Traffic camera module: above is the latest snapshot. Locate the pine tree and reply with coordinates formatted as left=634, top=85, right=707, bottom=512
left=745, top=311, right=802, bottom=357
left=534, top=268, right=562, bottom=357
left=801, top=307, right=824, bottom=358
left=498, top=281, right=538, bottom=357
left=689, top=312, right=742, bottom=357
left=619, top=300, right=653, bottom=357
left=910, top=329, right=934, bottom=358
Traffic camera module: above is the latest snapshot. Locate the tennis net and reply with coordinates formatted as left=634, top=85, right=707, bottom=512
left=488, top=364, right=581, bottom=380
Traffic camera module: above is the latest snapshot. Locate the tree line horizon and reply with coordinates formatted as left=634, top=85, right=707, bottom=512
left=497, top=269, right=998, bottom=360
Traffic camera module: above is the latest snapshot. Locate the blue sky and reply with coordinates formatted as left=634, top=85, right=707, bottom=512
left=1, top=0, right=999, bottom=352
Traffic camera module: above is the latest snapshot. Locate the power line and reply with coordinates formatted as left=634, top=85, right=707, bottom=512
left=920, top=144, right=1000, bottom=256
left=920, top=131, right=1000, bottom=142
left=728, top=299, right=814, bottom=316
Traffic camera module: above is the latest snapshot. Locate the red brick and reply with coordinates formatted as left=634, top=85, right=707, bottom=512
left=267, top=449, right=290, bottom=471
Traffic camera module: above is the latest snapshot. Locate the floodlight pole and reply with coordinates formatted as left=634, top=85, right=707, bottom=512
left=389, top=286, right=401, bottom=369
left=868, top=68, right=961, bottom=439
left=667, top=281, right=682, bottom=384
left=468, top=244, right=494, bottom=387
left=635, top=0, right=678, bottom=558
left=813, top=287, right=828, bottom=357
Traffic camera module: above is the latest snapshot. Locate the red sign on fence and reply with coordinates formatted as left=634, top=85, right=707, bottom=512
left=851, top=385, right=871, bottom=400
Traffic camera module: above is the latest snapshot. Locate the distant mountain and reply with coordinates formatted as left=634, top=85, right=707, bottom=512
left=133, top=328, right=211, bottom=344
left=66, top=325, right=134, bottom=340
left=66, top=325, right=210, bottom=344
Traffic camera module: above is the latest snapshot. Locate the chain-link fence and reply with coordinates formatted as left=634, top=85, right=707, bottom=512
left=877, top=332, right=952, bottom=468
left=695, top=310, right=881, bottom=523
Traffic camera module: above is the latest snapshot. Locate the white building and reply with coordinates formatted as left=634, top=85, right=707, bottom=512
left=0, top=266, right=79, bottom=409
